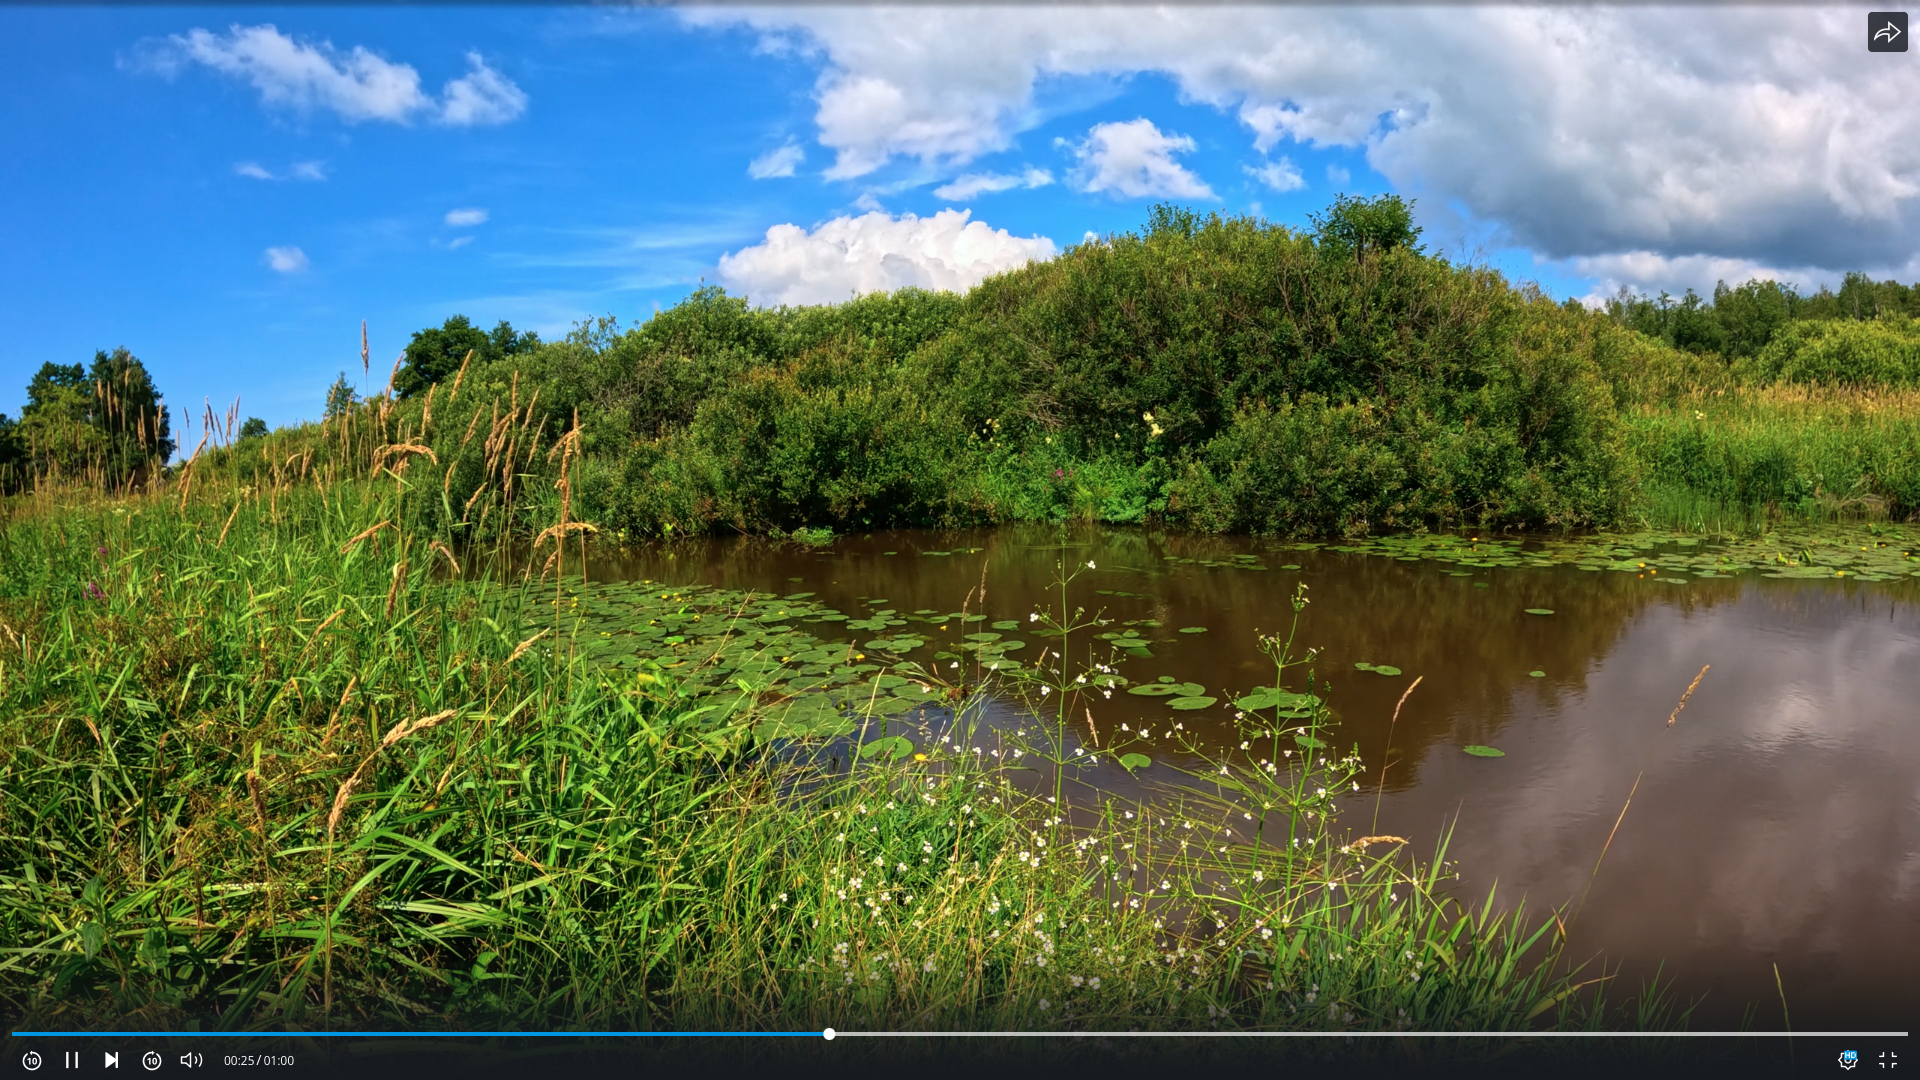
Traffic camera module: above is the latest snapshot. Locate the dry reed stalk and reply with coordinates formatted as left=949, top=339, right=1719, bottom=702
left=1373, top=675, right=1423, bottom=833
left=1084, top=707, right=1100, bottom=747
left=429, top=540, right=460, bottom=575
left=506, top=628, right=549, bottom=663
left=377, top=708, right=455, bottom=751
left=450, top=349, right=474, bottom=399
left=1668, top=664, right=1710, bottom=726
left=321, top=675, right=357, bottom=751
left=175, top=431, right=210, bottom=510
left=340, top=521, right=394, bottom=554
left=246, top=770, right=268, bottom=839
left=384, top=353, right=404, bottom=399
left=216, top=500, right=242, bottom=547
left=1347, top=835, right=1409, bottom=850
left=361, top=320, right=370, bottom=379
left=421, top=382, right=436, bottom=429
left=372, top=442, right=439, bottom=475
left=458, top=403, right=483, bottom=450
left=325, top=776, right=358, bottom=842
left=384, top=558, right=407, bottom=619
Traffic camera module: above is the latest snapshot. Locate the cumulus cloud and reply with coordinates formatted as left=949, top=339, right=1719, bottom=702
left=1244, top=157, right=1304, bottom=193
left=234, top=162, right=275, bottom=180
left=749, top=142, right=805, bottom=179
left=289, top=160, right=327, bottom=180
left=1062, top=119, right=1214, bottom=200
left=684, top=7, right=1920, bottom=277
left=932, top=166, right=1053, bottom=201
left=146, top=25, right=524, bottom=127
left=716, top=209, right=1057, bottom=307
left=444, top=207, right=489, bottom=227
left=264, top=246, right=309, bottom=273
left=438, top=52, right=528, bottom=126
left=447, top=235, right=475, bottom=250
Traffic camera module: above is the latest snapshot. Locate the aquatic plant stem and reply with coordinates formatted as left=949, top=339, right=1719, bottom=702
left=1372, top=675, right=1422, bottom=835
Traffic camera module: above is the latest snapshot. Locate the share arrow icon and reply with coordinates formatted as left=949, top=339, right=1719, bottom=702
left=1868, top=11, right=1909, bottom=51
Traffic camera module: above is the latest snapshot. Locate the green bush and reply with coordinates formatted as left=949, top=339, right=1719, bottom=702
left=1736, top=317, right=1920, bottom=387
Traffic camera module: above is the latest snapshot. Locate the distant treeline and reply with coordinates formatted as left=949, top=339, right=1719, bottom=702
left=16, top=198, right=1920, bottom=531
left=1606, top=273, right=1920, bottom=359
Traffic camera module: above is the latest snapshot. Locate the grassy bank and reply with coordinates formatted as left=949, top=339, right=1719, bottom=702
left=0, top=480, right=1669, bottom=1035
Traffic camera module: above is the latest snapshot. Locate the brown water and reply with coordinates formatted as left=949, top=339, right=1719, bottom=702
left=580, top=524, right=1920, bottom=1032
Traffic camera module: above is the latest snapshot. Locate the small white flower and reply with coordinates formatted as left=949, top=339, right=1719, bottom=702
left=1086, top=560, right=1096, bottom=570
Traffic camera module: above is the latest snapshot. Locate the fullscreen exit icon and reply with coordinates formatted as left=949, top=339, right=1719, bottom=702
left=1869, top=12, right=1908, bottom=51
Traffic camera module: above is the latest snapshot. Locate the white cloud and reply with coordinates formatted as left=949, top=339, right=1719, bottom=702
left=1244, top=157, right=1305, bottom=193
left=749, top=142, right=805, bottom=179
left=684, top=7, right=1920, bottom=276
left=264, top=246, right=309, bottom=273
left=438, top=52, right=527, bottom=126
left=716, top=209, right=1058, bottom=307
left=149, top=25, right=523, bottom=127
left=234, top=160, right=327, bottom=181
left=932, top=166, right=1053, bottom=201
left=1568, top=251, right=1852, bottom=305
left=447, top=235, right=475, bottom=250
left=444, top=207, right=489, bottom=227
left=1063, top=119, right=1214, bottom=200
left=1326, top=165, right=1352, bottom=188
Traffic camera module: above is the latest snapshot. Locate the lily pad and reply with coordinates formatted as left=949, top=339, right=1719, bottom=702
left=1234, top=689, right=1321, bottom=713
left=858, top=735, right=915, bottom=762
left=1127, top=684, right=1183, bottom=697
left=1178, top=626, right=1208, bottom=634
left=1354, top=662, right=1376, bottom=671
left=1371, top=665, right=1403, bottom=676
left=1462, top=745, right=1506, bottom=757
left=1168, top=696, right=1217, bottom=710
left=1293, top=734, right=1326, bottom=749
left=991, top=620, right=1022, bottom=630
left=1126, top=647, right=1154, bottom=658
left=1524, top=608, right=1555, bottom=616
left=1118, top=753, right=1152, bottom=771
left=1528, top=670, right=1546, bottom=678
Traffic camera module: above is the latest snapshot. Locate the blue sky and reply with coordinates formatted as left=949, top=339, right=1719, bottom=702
left=3, top=6, right=1915, bottom=437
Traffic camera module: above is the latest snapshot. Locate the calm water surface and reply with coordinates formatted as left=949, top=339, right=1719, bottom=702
left=578, top=525, right=1919, bottom=1030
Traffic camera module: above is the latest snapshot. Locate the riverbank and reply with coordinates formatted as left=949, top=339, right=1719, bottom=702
left=0, top=480, right=1682, bottom=1037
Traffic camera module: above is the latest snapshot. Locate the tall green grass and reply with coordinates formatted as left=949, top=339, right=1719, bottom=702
left=0, top=482, right=1671, bottom=1035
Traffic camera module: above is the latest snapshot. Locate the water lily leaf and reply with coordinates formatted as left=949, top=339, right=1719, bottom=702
left=1127, top=684, right=1182, bottom=697
left=1293, top=734, right=1326, bottom=749
left=1354, top=662, right=1375, bottom=671
left=1126, top=647, right=1154, bottom=658
left=1524, top=608, right=1555, bottom=616
left=963, top=632, right=1003, bottom=642
left=1118, top=753, right=1151, bottom=771
left=1168, top=696, right=1217, bottom=710
left=991, top=620, right=1022, bottom=630
left=1463, top=745, right=1506, bottom=757
left=1235, top=689, right=1321, bottom=712
left=1178, top=626, right=1208, bottom=634
left=1372, top=665, right=1403, bottom=676
left=1528, top=670, right=1546, bottom=678
left=858, top=735, right=915, bottom=762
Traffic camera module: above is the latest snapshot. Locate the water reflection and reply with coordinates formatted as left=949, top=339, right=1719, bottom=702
left=579, top=525, right=1919, bottom=1030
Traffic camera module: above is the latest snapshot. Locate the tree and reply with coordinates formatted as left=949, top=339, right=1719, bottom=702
left=85, top=347, right=174, bottom=463
left=324, top=373, right=358, bottom=420
left=393, top=315, right=541, bottom=399
left=14, top=348, right=171, bottom=485
left=239, top=417, right=268, bottom=440
left=1310, top=193, right=1424, bottom=258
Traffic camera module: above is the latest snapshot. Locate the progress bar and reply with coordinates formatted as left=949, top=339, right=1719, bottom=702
left=13, top=1030, right=1908, bottom=1039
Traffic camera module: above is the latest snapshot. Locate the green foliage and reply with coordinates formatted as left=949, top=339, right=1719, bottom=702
left=238, top=417, right=268, bottom=441
left=10, top=348, right=171, bottom=488
left=393, top=315, right=539, bottom=399
left=1735, top=317, right=1920, bottom=387
left=1308, top=193, right=1425, bottom=257
left=323, top=373, right=357, bottom=420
